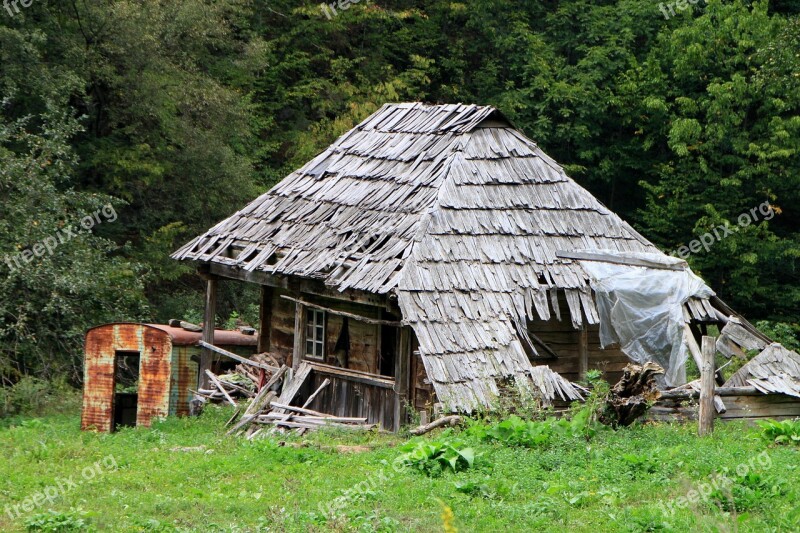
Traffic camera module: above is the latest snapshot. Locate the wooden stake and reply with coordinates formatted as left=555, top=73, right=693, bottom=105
left=302, top=378, right=330, bottom=409
left=698, top=336, right=716, bottom=437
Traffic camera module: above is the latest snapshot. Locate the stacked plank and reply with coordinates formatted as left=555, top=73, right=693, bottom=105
left=195, top=370, right=256, bottom=405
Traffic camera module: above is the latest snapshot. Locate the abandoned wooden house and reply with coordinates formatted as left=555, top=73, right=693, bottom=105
left=172, top=103, right=800, bottom=431
left=81, top=322, right=258, bottom=432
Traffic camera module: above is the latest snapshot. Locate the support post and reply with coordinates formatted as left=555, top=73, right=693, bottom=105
left=393, top=326, right=411, bottom=432
left=292, top=300, right=306, bottom=371
left=200, top=277, right=217, bottom=389
left=698, top=335, right=716, bottom=437
left=257, top=285, right=272, bottom=353
left=578, top=323, right=588, bottom=381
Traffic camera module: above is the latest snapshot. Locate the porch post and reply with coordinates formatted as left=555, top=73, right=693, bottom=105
left=393, top=326, right=411, bottom=432
left=578, top=323, right=588, bottom=380
left=292, top=300, right=306, bottom=371
left=257, top=285, right=272, bottom=353
left=200, top=275, right=218, bottom=389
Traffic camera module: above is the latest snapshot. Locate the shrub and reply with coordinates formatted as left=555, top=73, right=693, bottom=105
left=466, top=405, right=601, bottom=448
left=397, top=439, right=480, bottom=476
left=0, top=377, right=81, bottom=419
left=757, top=418, right=800, bottom=445
left=25, top=509, right=92, bottom=532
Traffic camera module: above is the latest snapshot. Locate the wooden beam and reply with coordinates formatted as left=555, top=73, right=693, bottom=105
left=279, top=295, right=402, bottom=327
left=578, top=323, right=588, bottom=380
left=555, top=250, right=686, bottom=271
left=683, top=323, right=704, bottom=370
left=200, top=277, right=217, bottom=389
left=698, top=336, right=716, bottom=437
left=258, top=286, right=272, bottom=353
left=308, top=362, right=396, bottom=389
left=394, top=326, right=411, bottom=432
left=206, top=262, right=388, bottom=307
left=197, top=341, right=279, bottom=372
left=659, top=386, right=760, bottom=399
left=292, top=300, right=306, bottom=371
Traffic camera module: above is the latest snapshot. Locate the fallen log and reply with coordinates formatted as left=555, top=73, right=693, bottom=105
left=409, top=415, right=463, bottom=435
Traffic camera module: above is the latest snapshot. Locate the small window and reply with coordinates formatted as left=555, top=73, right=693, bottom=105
left=305, top=309, right=325, bottom=360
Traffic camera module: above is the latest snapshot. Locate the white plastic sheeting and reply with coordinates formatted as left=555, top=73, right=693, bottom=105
left=577, top=252, right=714, bottom=387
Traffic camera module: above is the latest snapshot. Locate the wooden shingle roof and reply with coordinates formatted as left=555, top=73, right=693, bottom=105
left=174, top=102, right=670, bottom=410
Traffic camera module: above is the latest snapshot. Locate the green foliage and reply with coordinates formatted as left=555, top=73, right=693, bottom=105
left=25, top=509, right=92, bottom=532
left=755, top=320, right=800, bottom=351
left=0, top=105, right=147, bottom=383
left=758, top=418, right=800, bottom=445
left=397, top=438, right=480, bottom=476
left=1, top=408, right=800, bottom=531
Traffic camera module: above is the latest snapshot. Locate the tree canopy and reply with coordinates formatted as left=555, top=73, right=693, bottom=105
left=0, top=0, right=797, bottom=381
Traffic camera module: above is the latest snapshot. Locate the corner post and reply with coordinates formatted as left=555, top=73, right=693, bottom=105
left=698, top=335, right=716, bottom=437
left=200, top=273, right=218, bottom=389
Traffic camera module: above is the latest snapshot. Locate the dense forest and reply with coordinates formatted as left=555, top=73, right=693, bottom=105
left=0, top=0, right=798, bottom=384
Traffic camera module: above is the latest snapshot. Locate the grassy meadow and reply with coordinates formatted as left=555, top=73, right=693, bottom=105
left=1, top=402, right=799, bottom=532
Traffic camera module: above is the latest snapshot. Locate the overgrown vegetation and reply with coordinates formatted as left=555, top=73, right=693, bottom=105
left=758, top=418, right=800, bottom=445
left=397, top=439, right=480, bottom=476
left=1, top=406, right=799, bottom=531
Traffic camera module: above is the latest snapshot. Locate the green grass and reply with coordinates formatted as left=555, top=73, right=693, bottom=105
left=1, top=406, right=799, bottom=532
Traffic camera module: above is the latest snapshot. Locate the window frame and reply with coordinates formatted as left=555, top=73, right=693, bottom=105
left=304, top=308, right=326, bottom=361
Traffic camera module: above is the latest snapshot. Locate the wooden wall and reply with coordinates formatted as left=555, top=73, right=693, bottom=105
left=300, top=365, right=396, bottom=431
left=528, top=319, right=629, bottom=385
left=268, top=289, right=296, bottom=366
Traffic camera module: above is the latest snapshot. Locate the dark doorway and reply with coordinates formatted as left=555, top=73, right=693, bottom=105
left=380, top=324, right=398, bottom=377
left=113, top=351, right=140, bottom=430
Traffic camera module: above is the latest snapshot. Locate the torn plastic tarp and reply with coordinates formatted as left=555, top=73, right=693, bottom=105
left=577, top=251, right=714, bottom=387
